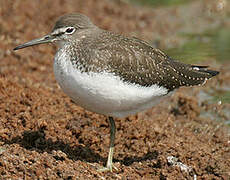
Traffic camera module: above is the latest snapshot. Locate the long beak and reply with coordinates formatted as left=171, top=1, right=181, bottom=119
left=13, top=34, right=56, bottom=51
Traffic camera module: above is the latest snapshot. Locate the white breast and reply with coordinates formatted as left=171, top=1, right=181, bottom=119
left=53, top=47, right=168, bottom=118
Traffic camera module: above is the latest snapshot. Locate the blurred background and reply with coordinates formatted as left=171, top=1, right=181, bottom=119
left=2, top=0, right=229, bottom=121
left=0, top=0, right=229, bottom=179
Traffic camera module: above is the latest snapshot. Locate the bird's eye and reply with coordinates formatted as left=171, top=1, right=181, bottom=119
left=65, top=27, right=75, bottom=34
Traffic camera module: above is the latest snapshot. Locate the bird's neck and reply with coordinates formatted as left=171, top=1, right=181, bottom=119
left=55, top=28, right=107, bottom=73
left=55, top=39, right=92, bottom=74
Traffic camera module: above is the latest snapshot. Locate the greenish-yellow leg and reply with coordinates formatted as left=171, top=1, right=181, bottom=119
left=98, top=116, right=116, bottom=172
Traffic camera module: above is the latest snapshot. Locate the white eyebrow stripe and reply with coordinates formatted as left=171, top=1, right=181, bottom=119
left=51, top=28, right=65, bottom=35
left=51, top=27, right=75, bottom=35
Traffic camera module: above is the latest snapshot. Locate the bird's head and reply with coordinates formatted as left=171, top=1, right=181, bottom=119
left=14, top=13, right=96, bottom=50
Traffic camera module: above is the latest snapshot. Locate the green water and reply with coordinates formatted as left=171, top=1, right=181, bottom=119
left=132, top=0, right=230, bottom=122
left=171, top=28, right=230, bottom=122
left=166, top=28, right=230, bottom=64
left=130, top=0, right=230, bottom=121
left=156, top=20, right=230, bottom=122
left=212, top=89, right=230, bottom=104
left=130, top=0, right=194, bottom=7
left=199, top=89, right=230, bottom=123
left=167, top=27, right=230, bottom=104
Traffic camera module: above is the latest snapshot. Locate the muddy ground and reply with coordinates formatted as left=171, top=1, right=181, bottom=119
left=0, top=0, right=229, bottom=179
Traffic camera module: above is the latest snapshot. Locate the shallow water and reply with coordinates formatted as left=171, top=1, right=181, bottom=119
left=198, top=90, right=230, bottom=123
left=133, top=0, right=230, bottom=64
left=168, top=27, right=230, bottom=122
left=130, top=0, right=194, bottom=7
left=166, top=28, right=230, bottom=64
left=156, top=1, right=230, bottom=123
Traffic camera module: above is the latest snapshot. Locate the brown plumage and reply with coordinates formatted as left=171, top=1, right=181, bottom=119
left=14, top=13, right=219, bottom=93
left=64, top=25, right=219, bottom=92
left=13, top=13, right=219, bottom=172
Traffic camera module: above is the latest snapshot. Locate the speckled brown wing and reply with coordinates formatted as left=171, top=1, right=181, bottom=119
left=88, top=32, right=218, bottom=92
left=74, top=31, right=219, bottom=92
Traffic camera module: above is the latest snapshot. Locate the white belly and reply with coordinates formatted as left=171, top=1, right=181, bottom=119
left=53, top=49, right=168, bottom=118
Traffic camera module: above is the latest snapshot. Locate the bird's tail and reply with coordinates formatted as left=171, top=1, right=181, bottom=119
left=166, top=61, right=219, bottom=91
left=191, top=65, right=219, bottom=77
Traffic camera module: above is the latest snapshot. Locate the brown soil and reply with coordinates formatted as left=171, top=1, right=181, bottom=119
left=0, top=0, right=229, bottom=179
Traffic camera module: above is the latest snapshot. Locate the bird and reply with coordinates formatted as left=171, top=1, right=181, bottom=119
left=13, top=13, right=219, bottom=172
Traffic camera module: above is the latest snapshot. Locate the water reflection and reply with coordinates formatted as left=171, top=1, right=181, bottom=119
left=166, top=28, right=230, bottom=64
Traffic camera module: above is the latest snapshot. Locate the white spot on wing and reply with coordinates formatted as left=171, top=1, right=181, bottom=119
left=193, top=67, right=200, bottom=71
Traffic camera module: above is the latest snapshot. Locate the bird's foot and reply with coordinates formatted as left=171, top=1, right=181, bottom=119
left=97, top=164, right=118, bottom=172
left=87, top=162, right=118, bottom=172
